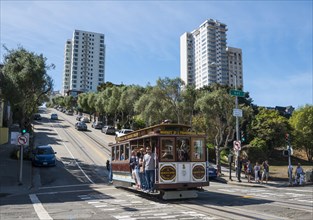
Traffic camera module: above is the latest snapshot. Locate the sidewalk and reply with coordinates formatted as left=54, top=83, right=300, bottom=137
left=215, top=165, right=313, bottom=188
left=0, top=142, right=33, bottom=197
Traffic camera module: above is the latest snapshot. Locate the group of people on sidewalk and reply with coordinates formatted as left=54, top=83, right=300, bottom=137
left=235, top=157, right=306, bottom=186
left=288, top=163, right=305, bottom=186
left=235, top=157, right=270, bottom=184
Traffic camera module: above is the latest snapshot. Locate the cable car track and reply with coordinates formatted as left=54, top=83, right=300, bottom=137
left=52, top=113, right=112, bottom=156
left=47, top=112, right=113, bottom=184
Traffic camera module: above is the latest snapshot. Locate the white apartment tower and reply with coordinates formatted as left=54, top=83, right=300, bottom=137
left=62, top=30, right=105, bottom=96
left=180, top=19, right=243, bottom=89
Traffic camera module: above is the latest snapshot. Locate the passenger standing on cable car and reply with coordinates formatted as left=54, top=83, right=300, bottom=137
left=130, top=150, right=140, bottom=189
left=138, top=148, right=147, bottom=190
left=143, top=146, right=155, bottom=193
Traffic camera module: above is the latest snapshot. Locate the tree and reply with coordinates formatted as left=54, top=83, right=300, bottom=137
left=87, top=93, right=97, bottom=121
left=195, top=88, right=235, bottom=174
left=289, top=105, right=313, bottom=161
left=77, top=93, right=92, bottom=114
left=134, top=86, right=174, bottom=126
left=118, top=85, right=145, bottom=128
left=94, top=92, right=105, bottom=122
left=180, top=85, right=198, bottom=125
left=155, top=77, right=185, bottom=124
left=107, top=87, right=122, bottom=127
left=64, top=95, right=75, bottom=110
left=1, top=46, right=54, bottom=129
left=250, top=108, right=290, bottom=157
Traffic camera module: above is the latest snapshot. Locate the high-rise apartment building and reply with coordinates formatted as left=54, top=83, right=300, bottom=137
left=180, top=19, right=243, bottom=89
left=62, top=30, right=105, bottom=96
left=227, top=47, right=243, bottom=88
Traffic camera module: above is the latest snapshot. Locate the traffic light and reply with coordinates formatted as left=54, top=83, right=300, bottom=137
left=241, top=131, right=246, bottom=143
left=21, top=128, right=27, bottom=135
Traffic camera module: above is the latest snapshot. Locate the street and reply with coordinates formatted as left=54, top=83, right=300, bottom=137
left=0, top=108, right=312, bottom=220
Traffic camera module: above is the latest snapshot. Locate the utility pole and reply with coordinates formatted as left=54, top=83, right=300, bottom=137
left=228, top=152, right=233, bottom=181
left=18, top=128, right=28, bottom=185
left=19, top=144, right=24, bottom=185
left=230, top=72, right=244, bottom=182
left=234, top=74, right=241, bottom=182
left=286, top=133, right=293, bottom=185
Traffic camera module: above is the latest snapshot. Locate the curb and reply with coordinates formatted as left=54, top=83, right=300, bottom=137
left=214, top=176, right=313, bottom=188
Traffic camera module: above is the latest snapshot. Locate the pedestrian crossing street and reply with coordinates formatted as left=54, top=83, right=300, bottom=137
left=217, top=187, right=313, bottom=204
left=77, top=192, right=219, bottom=220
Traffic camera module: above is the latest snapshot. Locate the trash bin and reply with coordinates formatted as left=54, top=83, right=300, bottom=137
left=305, top=170, right=313, bottom=182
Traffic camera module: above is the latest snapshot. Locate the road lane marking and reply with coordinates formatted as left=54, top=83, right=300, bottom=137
left=242, top=195, right=253, bottom=198
left=29, top=194, right=53, bottom=220
left=50, top=122, right=95, bottom=184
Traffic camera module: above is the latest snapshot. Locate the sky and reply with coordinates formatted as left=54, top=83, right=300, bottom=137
left=1, top=1, right=312, bottom=109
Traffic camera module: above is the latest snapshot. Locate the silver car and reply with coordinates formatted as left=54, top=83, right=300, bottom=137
left=101, top=125, right=116, bottom=135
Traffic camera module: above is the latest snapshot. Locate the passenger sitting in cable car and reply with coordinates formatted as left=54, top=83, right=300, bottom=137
left=162, top=150, right=173, bottom=159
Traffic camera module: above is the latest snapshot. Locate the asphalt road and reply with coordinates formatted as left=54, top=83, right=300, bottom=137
left=0, top=108, right=312, bottom=220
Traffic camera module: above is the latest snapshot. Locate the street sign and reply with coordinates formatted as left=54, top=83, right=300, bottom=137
left=17, top=133, right=29, bottom=146
left=10, top=132, right=20, bottom=145
left=230, top=89, right=245, bottom=97
left=233, top=108, right=243, bottom=117
left=233, top=140, right=241, bottom=151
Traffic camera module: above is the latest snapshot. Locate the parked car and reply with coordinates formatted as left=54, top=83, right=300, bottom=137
left=76, top=115, right=83, bottom=121
left=33, top=113, right=42, bottom=120
left=75, top=121, right=87, bottom=131
left=91, top=121, right=104, bottom=129
left=32, top=145, right=57, bottom=167
left=66, top=110, right=74, bottom=115
left=115, top=129, right=134, bottom=137
left=101, top=125, right=116, bottom=135
left=51, top=113, right=58, bottom=120
left=207, top=164, right=218, bottom=179
left=80, top=117, right=90, bottom=123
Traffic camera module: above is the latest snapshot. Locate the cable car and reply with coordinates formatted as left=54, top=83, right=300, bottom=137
left=109, top=123, right=209, bottom=199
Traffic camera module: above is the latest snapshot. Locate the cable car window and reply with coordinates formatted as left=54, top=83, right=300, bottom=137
left=112, top=147, right=115, bottom=161
left=160, top=138, right=175, bottom=161
left=150, top=137, right=158, bottom=153
left=191, top=138, right=205, bottom=161
left=138, top=139, right=144, bottom=149
left=120, top=145, right=125, bottom=160
left=176, top=138, right=190, bottom=162
left=114, top=146, right=119, bottom=161
left=125, top=144, right=130, bottom=160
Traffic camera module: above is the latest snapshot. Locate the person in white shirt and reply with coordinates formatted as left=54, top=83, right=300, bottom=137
left=143, top=146, right=155, bottom=193
left=254, top=162, right=261, bottom=183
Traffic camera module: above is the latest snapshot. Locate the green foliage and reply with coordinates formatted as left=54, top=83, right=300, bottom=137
left=180, top=85, right=197, bottom=125
left=1, top=46, right=54, bottom=127
left=132, top=116, right=146, bottom=130
left=118, top=85, right=145, bottom=127
left=195, top=88, right=235, bottom=148
left=77, top=93, right=91, bottom=113
left=251, top=108, right=290, bottom=157
left=289, top=105, right=313, bottom=161
left=195, top=87, right=235, bottom=172
left=97, top=81, right=121, bottom=92
left=64, top=95, right=76, bottom=110
left=246, top=147, right=267, bottom=163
